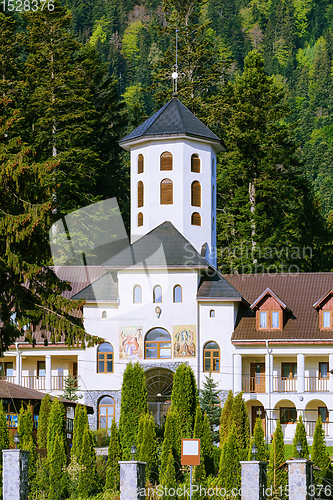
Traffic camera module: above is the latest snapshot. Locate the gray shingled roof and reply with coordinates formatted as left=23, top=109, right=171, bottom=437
left=197, top=271, right=243, bottom=301
left=102, top=221, right=209, bottom=269
left=120, top=97, right=223, bottom=149
left=72, top=273, right=118, bottom=302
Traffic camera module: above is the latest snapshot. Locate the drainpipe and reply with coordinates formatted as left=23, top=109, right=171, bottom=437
left=266, top=340, right=272, bottom=446
left=197, top=300, right=200, bottom=395
left=15, top=342, right=22, bottom=386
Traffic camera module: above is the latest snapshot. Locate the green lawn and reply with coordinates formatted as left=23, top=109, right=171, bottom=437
left=268, top=444, right=333, bottom=460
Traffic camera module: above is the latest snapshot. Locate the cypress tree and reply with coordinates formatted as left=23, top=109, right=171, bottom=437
left=47, top=398, right=66, bottom=457
left=105, top=418, right=121, bottom=492
left=202, top=413, right=215, bottom=476
left=220, top=390, right=233, bottom=447
left=18, top=406, right=37, bottom=483
left=268, top=421, right=287, bottom=494
left=193, top=406, right=206, bottom=483
left=78, top=427, right=98, bottom=497
left=119, top=362, right=148, bottom=460
left=160, top=449, right=177, bottom=500
left=0, top=401, right=10, bottom=491
left=231, top=392, right=250, bottom=460
left=312, top=416, right=331, bottom=484
left=137, top=413, right=158, bottom=484
left=248, top=417, right=267, bottom=461
left=160, top=410, right=181, bottom=479
left=170, top=363, right=198, bottom=436
left=71, top=404, right=88, bottom=459
left=291, top=415, right=309, bottom=459
left=218, top=423, right=241, bottom=493
left=199, top=373, right=221, bottom=443
left=37, top=394, right=51, bottom=449
left=48, top=432, right=67, bottom=500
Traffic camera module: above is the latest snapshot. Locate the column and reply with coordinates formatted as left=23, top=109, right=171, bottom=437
left=16, top=353, right=22, bottom=386
left=234, top=354, right=242, bottom=393
left=297, top=353, right=305, bottom=394
left=265, top=353, right=272, bottom=394
left=2, top=449, right=29, bottom=500
left=118, top=461, right=146, bottom=500
left=286, top=459, right=313, bottom=500
left=240, top=461, right=267, bottom=500
left=329, top=354, right=333, bottom=393
left=45, top=355, right=51, bottom=392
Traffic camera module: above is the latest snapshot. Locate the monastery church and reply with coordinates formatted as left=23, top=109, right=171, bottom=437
left=4, top=96, right=333, bottom=444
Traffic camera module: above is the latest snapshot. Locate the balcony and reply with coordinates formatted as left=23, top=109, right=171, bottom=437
left=1, top=375, right=66, bottom=392
left=305, top=377, right=328, bottom=392
left=242, top=376, right=265, bottom=393
left=273, top=377, right=297, bottom=392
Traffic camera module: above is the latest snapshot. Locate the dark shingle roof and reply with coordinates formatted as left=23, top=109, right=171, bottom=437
left=197, top=270, right=243, bottom=301
left=119, top=97, right=223, bottom=149
left=72, top=273, right=118, bottom=302
left=102, top=221, right=209, bottom=269
left=224, top=273, right=333, bottom=342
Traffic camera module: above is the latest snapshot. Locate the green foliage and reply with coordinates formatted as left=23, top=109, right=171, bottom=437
left=170, top=363, right=198, bottom=436
left=105, top=419, right=121, bottom=492
left=248, top=417, right=267, bottom=461
left=71, top=404, right=89, bottom=459
left=160, top=449, right=177, bottom=499
left=220, top=390, right=234, bottom=447
left=292, top=414, right=309, bottom=459
left=78, top=428, right=98, bottom=497
left=48, top=432, right=67, bottom=500
left=193, top=405, right=206, bottom=483
left=62, top=374, right=82, bottom=402
left=37, top=394, right=51, bottom=449
left=218, top=423, right=241, bottom=493
left=119, top=362, right=148, bottom=460
left=47, top=398, right=66, bottom=457
left=199, top=373, right=221, bottom=443
left=160, top=409, right=181, bottom=480
left=18, top=406, right=37, bottom=483
left=137, top=413, right=158, bottom=484
left=231, top=392, right=250, bottom=460
left=268, top=421, right=287, bottom=493
left=0, top=402, right=9, bottom=453
left=312, top=416, right=331, bottom=484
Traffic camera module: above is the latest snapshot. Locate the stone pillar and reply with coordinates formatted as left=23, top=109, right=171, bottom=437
left=240, top=461, right=267, bottom=500
left=297, top=353, right=305, bottom=393
left=234, top=354, right=242, bottom=393
left=3, top=449, right=29, bottom=500
left=286, top=459, right=313, bottom=500
left=45, top=355, right=52, bottom=392
left=119, top=461, right=146, bottom=500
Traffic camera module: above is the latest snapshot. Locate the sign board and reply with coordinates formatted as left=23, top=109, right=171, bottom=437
left=181, top=439, right=200, bottom=466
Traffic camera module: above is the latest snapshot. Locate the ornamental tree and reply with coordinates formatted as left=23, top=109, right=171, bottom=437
left=248, top=417, right=267, bottom=461
left=171, top=363, right=198, bottom=436
left=199, top=373, right=221, bottom=443
left=48, top=432, right=67, bottom=500
left=268, top=421, right=287, bottom=493
left=105, top=418, right=121, bottom=492
left=220, top=390, right=233, bottom=447
left=160, top=409, right=181, bottom=480
left=78, top=428, right=97, bottom=497
left=312, top=416, right=331, bottom=484
left=218, top=423, right=241, bottom=493
left=47, top=398, right=66, bottom=456
left=18, top=406, right=37, bottom=483
left=137, top=413, right=158, bottom=484
left=291, top=414, right=309, bottom=459
left=231, top=392, right=250, bottom=460
left=37, top=394, right=51, bottom=448
left=71, top=404, right=89, bottom=460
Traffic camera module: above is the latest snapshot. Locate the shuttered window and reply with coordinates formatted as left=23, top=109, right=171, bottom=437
left=138, top=154, right=144, bottom=174
left=138, top=181, right=144, bottom=207
left=191, top=181, right=201, bottom=207
left=160, top=179, right=173, bottom=204
left=191, top=154, right=200, bottom=173
left=191, top=212, right=201, bottom=226
left=138, top=212, right=143, bottom=227
left=160, top=152, right=173, bottom=171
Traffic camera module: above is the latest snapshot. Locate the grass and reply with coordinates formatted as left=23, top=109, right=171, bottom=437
left=267, top=444, right=333, bottom=460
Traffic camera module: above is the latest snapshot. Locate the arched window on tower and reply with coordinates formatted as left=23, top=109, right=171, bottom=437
left=102, top=310, right=107, bottom=319
left=203, top=341, right=220, bottom=372
left=160, top=152, right=173, bottom=170
left=138, top=212, right=143, bottom=227
left=98, top=396, right=115, bottom=431
left=133, top=285, right=142, bottom=303
left=138, top=181, right=144, bottom=207
left=153, top=285, right=162, bottom=303
left=160, top=179, right=173, bottom=204
left=191, top=181, right=201, bottom=207
left=191, top=154, right=200, bottom=173
left=145, top=328, right=171, bottom=359
left=173, top=285, right=182, bottom=303
left=97, top=343, right=114, bottom=373
left=191, top=212, right=201, bottom=226
left=138, top=154, right=144, bottom=174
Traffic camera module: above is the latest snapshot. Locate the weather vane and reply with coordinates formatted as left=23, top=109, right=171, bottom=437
left=165, top=29, right=184, bottom=96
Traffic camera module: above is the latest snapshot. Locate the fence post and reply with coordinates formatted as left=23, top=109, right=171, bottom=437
left=240, top=461, right=267, bottom=500
left=286, top=459, right=313, bottom=500
left=118, top=460, right=146, bottom=500
left=2, top=449, right=29, bottom=500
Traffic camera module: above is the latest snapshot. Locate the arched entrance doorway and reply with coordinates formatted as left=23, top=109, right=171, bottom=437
left=145, top=368, right=173, bottom=426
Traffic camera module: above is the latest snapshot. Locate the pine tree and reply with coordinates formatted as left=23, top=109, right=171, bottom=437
left=18, top=406, right=37, bottom=483
left=47, top=398, right=66, bottom=456
left=137, top=413, right=158, bottom=484
left=199, top=373, right=221, bottom=443
left=78, top=427, right=98, bottom=497
left=37, top=394, right=51, bottom=449
left=71, top=404, right=89, bottom=459
left=291, top=415, right=309, bottom=459
left=231, top=392, right=250, bottom=460
left=170, top=363, right=198, bottom=436
left=48, top=432, right=67, bottom=500
left=62, top=374, right=82, bottom=402
left=119, top=362, right=148, bottom=460
left=160, top=409, right=181, bottom=479
left=312, top=416, right=331, bottom=484
left=220, top=390, right=234, bottom=447
left=218, top=423, right=241, bottom=493
left=248, top=417, right=267, bottom=461
left=105, top=418, right=121, bottom=492
left=268, top=421, right=287, bottom=494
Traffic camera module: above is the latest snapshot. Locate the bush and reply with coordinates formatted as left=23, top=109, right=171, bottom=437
left=91, top=428, right=110, bottom=447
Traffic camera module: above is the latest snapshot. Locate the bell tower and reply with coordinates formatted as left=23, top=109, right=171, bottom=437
left=119, top=97, right=224, bottom=267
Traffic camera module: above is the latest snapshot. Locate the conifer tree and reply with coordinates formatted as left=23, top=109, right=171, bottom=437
left=220, top=390, right=234, bottom=447
left=248, top=417, right=267, bottom=461
left=171, top=363, right=198, bottom=435
left=199, top=373, right=221, bottom=443
left=291, top=415, right=309, bottom=459
left=71, top=404, right=88, bottom=459
left=137, top=413, right=158, bottom=484
left=218, top=423, right=241, bottom=493
left=268, top=421, right=287, bottom=494
left=193, top=405, right=206, bottom=483
left=312, top=416, right=331, bottom=484
left=62, top=374, right=82, bottom=402
left=160, top=409, right=181, bottom=479
left=231, top=392, right=250, bottom=460
left=18, top=406, right=37, bottom=483
left=202, top=413, right=215, bottom=476
left=105, top=418, right=121, bottom=492
left=78, top=427, right=98, bottom=497
left=160, top=449, right=177, bottom=500
left=119, top=362, right=148, bottom=460
left=37, top=394, right=51, bottom=449
left=47, top=398, right=66, bottom=456
left=0, top=401, right=10, bottom=491
left=48, top=432, right=67, bottom=500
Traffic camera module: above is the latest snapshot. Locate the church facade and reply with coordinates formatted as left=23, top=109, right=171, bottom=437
left=2, top=98, right=333, bottom=444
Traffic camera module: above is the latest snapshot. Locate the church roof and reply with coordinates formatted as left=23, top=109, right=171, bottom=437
left=119, top=97, right=224, bottom=150
left=197, top=271, right=243, bottom=301
left=71, top=272, right=118, bottom=302
left=102, top=221, right=209, bottom=269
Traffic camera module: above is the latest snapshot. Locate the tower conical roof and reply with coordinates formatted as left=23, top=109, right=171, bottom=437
left=120, top=97, right=224, bottom=151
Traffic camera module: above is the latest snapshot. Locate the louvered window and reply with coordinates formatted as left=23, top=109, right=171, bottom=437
left=191, top=212, right=201, bottom=226
left=191, top=154, right=200, bottom=173
left=138, top=212, right=143, bottom=227
left=138, top=154, right=144, bottom=174
left=160, top=152, right=173, bottom=171
left=160, top=179, right=173, bottom=204
left=191, top=181, right=201, bottom=207
left=138, top=181, right=144, bottom=207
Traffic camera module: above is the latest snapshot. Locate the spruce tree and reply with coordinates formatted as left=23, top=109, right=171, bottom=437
left=220, top=390, right=233, bottom=447
left=312, top=416, right=331, bottom=484
left=231, top=392, right=250, bottom=460
left=37, top=394, right=51, bottom=449
left=48, top=432, right=67, bottom=500
left=218, top=423, right=241, bottom=493
left=268, top=421, right=287, bottom=494
left=248, top=417, right=267, bottom=461
left=78, top=427, right=98, bottom=497
left=47, top=398, right=66, bottom=456
left=160, top=409, right=181, bottom=479
left=291, top=415, right=309, bottom=459
left=62, top=374, right=82, bottom=402
left=199, top=373, right=221, bottom=443
left=119, top=362, right=148, bottom=460
left=105, top=418, right=121, bottom=492
left=71, top=404, right=89, bottom=459
left=137, top=413, right=158, bottom=484
left=170, top=363, right=198, bottom=436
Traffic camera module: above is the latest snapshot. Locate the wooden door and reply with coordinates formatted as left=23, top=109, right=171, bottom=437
left=250, top=363, right=265, bottom=392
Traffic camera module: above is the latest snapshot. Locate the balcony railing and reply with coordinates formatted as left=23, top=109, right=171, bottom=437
left=242, top=376, right=266, bottom=393
left=22, top=376, right=46, bottom=390
left=305, top=377, right=328, bottom=392
left=52, top=376, right=65, bottom=390
left=273, top=377, right=297, bottom=392
left=0, top=376, right=15, bottom=384
left=306, top=421, right=329, bottom=436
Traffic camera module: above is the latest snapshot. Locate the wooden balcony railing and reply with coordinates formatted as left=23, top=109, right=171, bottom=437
left=0, top=376, right=15, bottom=384
left=273, top=377, right=297, bottom=392
left=306, top=421, right=329, bottom=436
left=305, top=377, right=328, bottom=392
left=21, top=376, right=46, bottom=390
left=52, top=376, right=65, bottom=390
left=242, top=376, right=266, bottom=393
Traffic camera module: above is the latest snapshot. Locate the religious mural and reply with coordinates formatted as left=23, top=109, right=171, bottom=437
left=173, top=326, right=196, bottom=357
left=119, top=326, right=143, bottom=359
